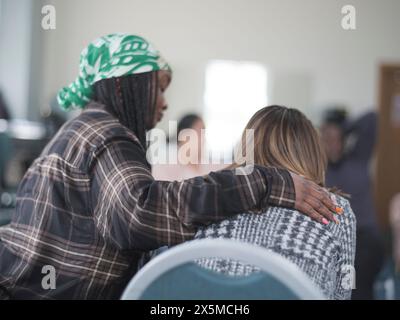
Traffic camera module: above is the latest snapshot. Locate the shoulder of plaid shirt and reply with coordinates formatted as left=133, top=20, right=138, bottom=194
left=0, top=101, right=295, bottom=299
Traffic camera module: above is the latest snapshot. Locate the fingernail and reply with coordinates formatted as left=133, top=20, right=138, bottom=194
left=334, top=217, right=340, bottom=225
left=322, top=218, right=329, bottom=225
left=335, top=207, right=343, bottom=215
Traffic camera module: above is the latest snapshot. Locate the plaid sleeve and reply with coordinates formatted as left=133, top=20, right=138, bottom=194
left=91, top=139, right=296, bottom=251
left=260, top=167, right=296, bottom=209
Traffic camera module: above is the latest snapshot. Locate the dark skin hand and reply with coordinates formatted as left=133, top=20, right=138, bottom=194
left=290, top=172, right=342, bottom=225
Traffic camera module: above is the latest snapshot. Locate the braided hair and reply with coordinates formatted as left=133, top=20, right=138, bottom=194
left=92, top=71, right=159, bottom=148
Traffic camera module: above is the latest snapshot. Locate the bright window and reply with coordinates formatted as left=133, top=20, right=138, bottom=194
left=204, top=60, right=268, bottom=161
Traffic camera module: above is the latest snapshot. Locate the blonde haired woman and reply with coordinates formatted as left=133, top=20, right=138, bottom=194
left=195, top=105, right=357, bottom=300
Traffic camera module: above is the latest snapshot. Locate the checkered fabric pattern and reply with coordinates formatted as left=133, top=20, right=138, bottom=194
left=195, top=195, right=356, bottom=300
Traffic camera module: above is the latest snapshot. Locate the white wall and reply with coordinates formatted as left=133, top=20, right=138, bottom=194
left=0, top=0, right=34, bottom=119
left=35, top=0, right=400, bottom=127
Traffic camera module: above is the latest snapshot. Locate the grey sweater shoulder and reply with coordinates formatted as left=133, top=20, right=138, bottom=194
left=194, top=195, right=357, bottom=300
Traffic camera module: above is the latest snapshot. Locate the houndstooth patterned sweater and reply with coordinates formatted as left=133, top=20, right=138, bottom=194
left=194, top=195, right=356, bottom=300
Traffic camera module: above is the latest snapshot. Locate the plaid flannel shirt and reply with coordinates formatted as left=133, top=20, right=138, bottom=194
left=0, top=102, right=295, bottom=299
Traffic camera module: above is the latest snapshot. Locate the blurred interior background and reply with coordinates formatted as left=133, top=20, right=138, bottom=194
left=0, top=0, right=399, bottom=299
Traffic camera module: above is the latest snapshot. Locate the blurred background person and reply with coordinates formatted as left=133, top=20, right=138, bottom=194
left=0, top=90, right=11, bottom=190
left=321, top=108, right=384, bottom=300
left=41, top=95, right=69, bottom=137
left=390, top=194, right=400, bottom=273
left=152, top=113, right=227, bottom=181
left=0, top=90, right=11, bottom=121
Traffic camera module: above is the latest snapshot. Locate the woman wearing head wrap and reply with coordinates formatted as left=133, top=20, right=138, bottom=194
left=0, top=34, right=338, bottom=299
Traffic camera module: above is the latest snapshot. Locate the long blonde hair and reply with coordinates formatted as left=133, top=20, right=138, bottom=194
left=235, top=105, right=327, bottom=187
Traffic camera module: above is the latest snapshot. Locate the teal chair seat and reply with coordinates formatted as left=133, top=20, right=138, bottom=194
left=121, top=239, right=325, bottom=300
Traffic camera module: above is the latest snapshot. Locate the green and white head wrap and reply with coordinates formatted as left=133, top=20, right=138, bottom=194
left=57, top=33, right=171, bottom=110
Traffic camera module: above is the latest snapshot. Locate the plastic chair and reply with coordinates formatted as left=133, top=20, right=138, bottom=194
left=121, top=239, right=325, bottom=300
